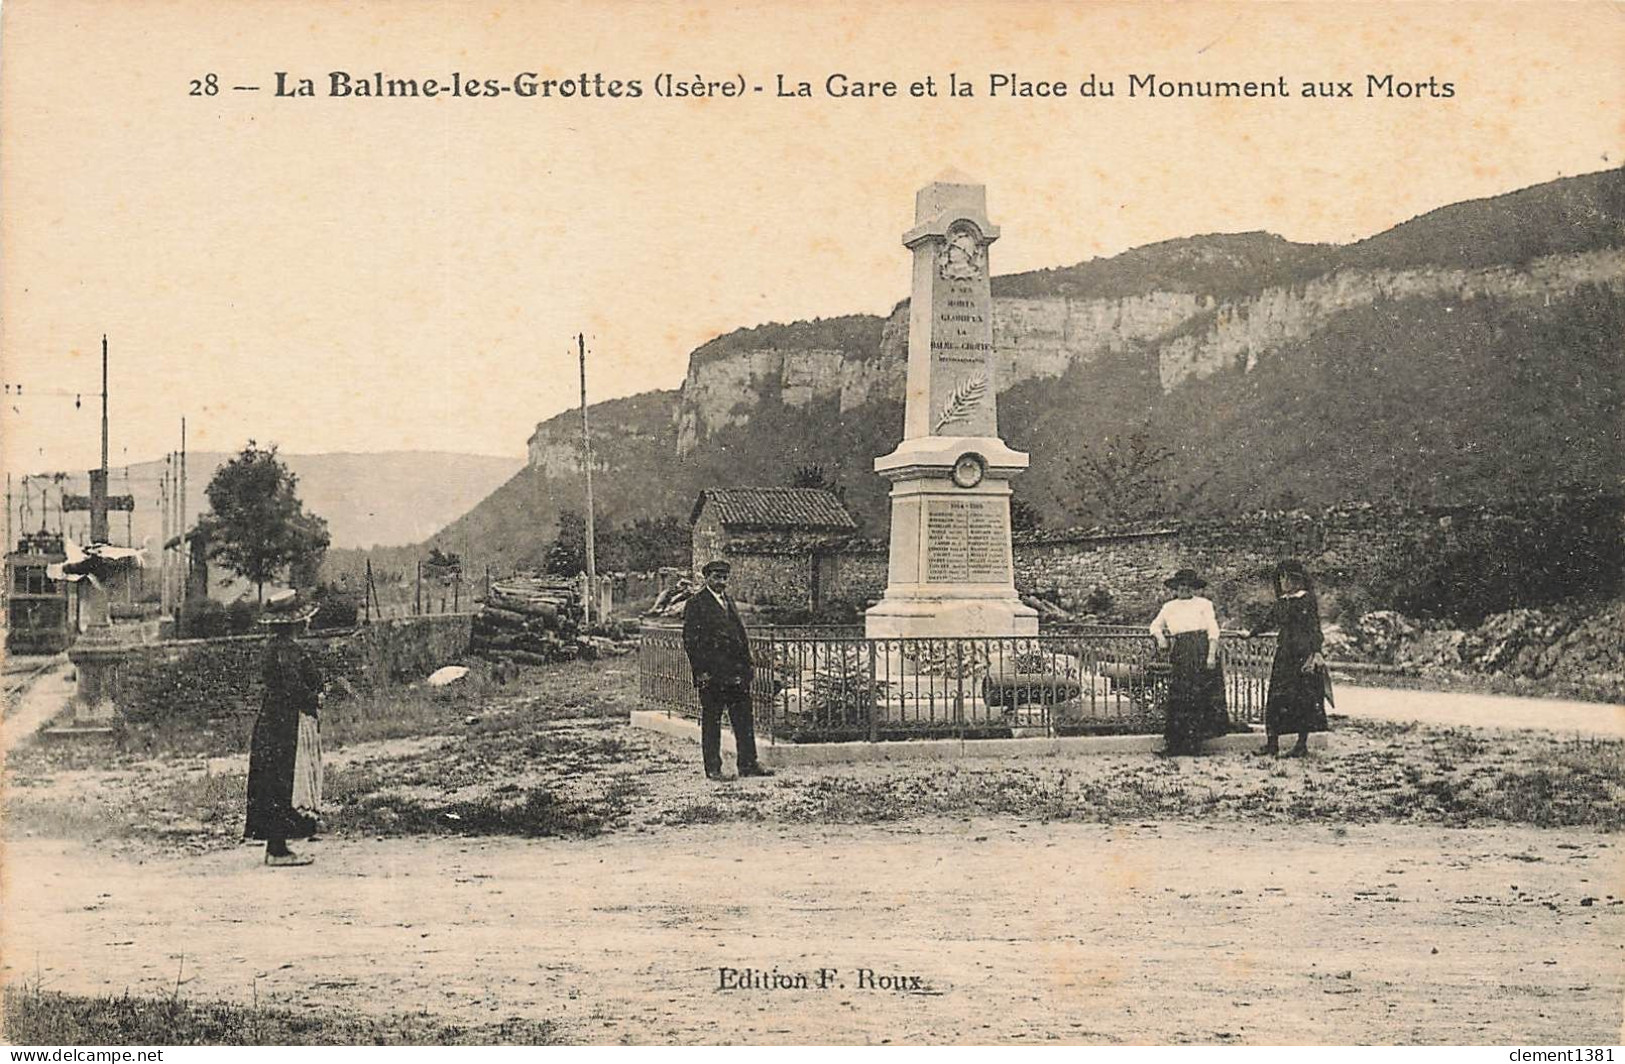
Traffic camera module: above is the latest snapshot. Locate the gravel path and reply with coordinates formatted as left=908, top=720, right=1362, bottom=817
left=1336, top=684, right=1625, bottom=738
left=4, top=823, right=1621, bottom=1044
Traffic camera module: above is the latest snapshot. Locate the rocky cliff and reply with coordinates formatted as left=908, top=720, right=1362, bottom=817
left=1156, top=248, right=1625, bottom=389
left=526, top=390, right=678, bottom=479
left=668, top=243, right=1623, bottom=456
left=493, top=168, right=1622, bottom=552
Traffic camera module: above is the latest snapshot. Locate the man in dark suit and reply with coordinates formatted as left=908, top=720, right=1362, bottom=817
left=682, top=560, right=773, bottom=781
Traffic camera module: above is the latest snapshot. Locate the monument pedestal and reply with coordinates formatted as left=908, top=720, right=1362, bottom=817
left=64, top=576, right=130, bottom=724
left=67, top=632, right=128, bottom=723
left=866, top=440, right=1036, bottom=638
left=865, top=177, right=1036, bottom=640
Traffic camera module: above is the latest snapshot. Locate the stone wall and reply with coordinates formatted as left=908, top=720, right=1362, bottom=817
left=1013, top=496, right=1624, bottom=624
left=112, top=613, right=473, bottom=724
left=722, top=551, right=813, bottom=608
left=818, top=543, right=888, bottom=606
left=715, top=538, right=888, bottom=610
left=1014, top=522, right=1302, bottom=624
left=691, top=508, right=726, bottom=575
left=706, top=496, right=1623, bottom=624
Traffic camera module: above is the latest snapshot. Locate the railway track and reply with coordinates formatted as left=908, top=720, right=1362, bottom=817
left=3, top=656, right=64, bottom=719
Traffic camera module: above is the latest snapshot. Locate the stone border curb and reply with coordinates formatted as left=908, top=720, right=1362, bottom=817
left=630, top=709, right=1333, bottom=767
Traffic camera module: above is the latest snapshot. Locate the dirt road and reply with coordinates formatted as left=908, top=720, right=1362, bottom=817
left=4, top=822, right=1620, bottom=1044
left=1337, top=685, right=1625, bottom=739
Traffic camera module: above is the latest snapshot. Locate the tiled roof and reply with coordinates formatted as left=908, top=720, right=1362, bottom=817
left=691, top=488, right=858, bottom=531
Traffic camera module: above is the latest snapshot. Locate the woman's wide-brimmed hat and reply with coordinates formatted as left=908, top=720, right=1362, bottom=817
left=1164, top=567, right=1207, bottom=590
left=259, top=588, right=318, bottom=626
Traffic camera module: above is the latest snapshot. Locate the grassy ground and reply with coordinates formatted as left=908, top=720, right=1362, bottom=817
left=6, top=658, right=1623, bottom=856
left=3, top=986, right=559, bottom=1045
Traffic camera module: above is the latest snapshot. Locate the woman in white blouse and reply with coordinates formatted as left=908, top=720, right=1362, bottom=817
left=1148, top=568, right=1230, bottom=755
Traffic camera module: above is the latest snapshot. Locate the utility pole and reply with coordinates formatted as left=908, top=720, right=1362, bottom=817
left=178, top=417, right=188, bottom=622
left=171, top=451, right=182, bottom=626
left=101, top=335, right=109, bottom=473
left=88, top=335, right=111, bottom=544
left=179, top=416, right=187, bottom=551
left=578, top=332, right=597, bottom=628
left=160, top=464, right=171, bottom=618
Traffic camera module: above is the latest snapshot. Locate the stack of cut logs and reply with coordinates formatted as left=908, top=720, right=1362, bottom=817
left=469, top=576, right=586, bottom=667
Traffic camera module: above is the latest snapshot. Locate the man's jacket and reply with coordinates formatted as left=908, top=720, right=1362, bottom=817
left=682, top=590, right=753, bottom=690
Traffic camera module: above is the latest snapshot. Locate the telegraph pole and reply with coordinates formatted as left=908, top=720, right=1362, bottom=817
left=88, top=336, right=111, bottom=543
left=179, top=417, right=187, bottom=548
left=578, top=333, right=597, bottom=628
left=179, top=417, right=188, bottom=615
left=101, top=335, right=109, bottom=473
left=170, top=451, right=181, bottom=619
left=160, top=464, right=171, bottom=617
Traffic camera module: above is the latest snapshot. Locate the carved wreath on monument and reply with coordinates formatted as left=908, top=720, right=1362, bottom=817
left=937, top=223, right=985, bottom=281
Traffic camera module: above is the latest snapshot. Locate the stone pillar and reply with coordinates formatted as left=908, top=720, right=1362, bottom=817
left=866, top=176, right=1037, bottom=638
left=67, top=579, right=125, bottom=722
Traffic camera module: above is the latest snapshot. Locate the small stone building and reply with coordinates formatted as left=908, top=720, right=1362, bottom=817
left=689, top=488, right=862, bottom=609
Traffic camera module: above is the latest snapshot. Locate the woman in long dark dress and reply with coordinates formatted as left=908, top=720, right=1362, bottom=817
left=1251, top=559, right=1329, bottom=758
left=245, top=590, right=323, bottom=866
left=1148, top=568, right=1229, bottom=755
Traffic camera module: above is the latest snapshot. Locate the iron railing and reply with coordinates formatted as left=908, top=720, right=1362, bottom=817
left=639, top=624, right=1278, bottom=743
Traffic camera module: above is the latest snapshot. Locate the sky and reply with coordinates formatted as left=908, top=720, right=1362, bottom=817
left=2, top=0, right=1621, bottom=479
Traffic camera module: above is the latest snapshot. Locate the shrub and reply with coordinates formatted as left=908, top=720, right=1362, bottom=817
left=1083, top=586, right=1115, bottom=617
left=310, top=584, right=360, bottom=630
left=1367, top=501, right=1623, bottom=625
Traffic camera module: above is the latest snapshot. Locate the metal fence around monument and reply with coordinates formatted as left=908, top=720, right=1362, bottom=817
left=638, top=624, right=1278, bottom=744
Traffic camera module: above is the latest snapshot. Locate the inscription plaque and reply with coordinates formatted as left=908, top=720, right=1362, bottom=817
left=924, top=498, right=1009, bottom=583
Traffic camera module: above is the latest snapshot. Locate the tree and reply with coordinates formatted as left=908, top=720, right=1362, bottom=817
left=790, top=464, right=832, bottom=490
left=604, top=516, right=690, bottom=572
left=1009, top=494, right=1044, bottom=532
left=544, top=510, right=588, bottom=576
left=1065, top=423, right=1176, bottom=525
left=789, top=463, right=847, bottom=506
left=423, top=546, right=463, bottom=581
left=197, top=442, right=331, bottom=603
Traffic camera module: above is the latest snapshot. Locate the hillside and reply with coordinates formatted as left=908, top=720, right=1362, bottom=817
left=419, top=167, right=1623, bottom=568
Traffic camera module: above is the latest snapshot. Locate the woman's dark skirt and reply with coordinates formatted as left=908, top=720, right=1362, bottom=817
left=1264, top=657, right=1329, bottom=737
left=1164, top=632, right=1230, bottom=754
left=245, top=700, right=317, bottom=841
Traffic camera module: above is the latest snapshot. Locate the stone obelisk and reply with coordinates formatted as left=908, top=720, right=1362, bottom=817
left=866, top=176, right=1037, bottom=638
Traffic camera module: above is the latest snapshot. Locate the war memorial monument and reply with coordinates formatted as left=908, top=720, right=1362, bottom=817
left=866, top=175, right=1038, bottom=640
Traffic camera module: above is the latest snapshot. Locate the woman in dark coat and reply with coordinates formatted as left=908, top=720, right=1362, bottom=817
left=1251, top=559, right=1329, bottom=758
left=1148, top=568, right=1230, bottom=755
left=245, top=590, right=324, bottom=866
